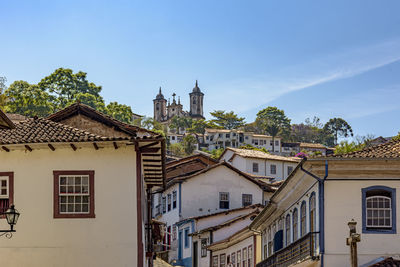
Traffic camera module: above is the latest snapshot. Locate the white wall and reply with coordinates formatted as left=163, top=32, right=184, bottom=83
left=0, top=144, right=139, bottom=267
left=181, top=166, right=264, bottom=218
left=212, top=236, right=256, bottom=267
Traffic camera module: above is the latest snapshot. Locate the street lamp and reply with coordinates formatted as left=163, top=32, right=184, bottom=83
left=0, top=205, right=20, bottom=238
left=346, top=219, right=360, bottom=267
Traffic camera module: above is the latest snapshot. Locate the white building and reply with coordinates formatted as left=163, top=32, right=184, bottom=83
left=250, top=138, right=400, bottom=267
left=153, top=161, right=276, bottom=266
left=219, top=148, right=301, bottom=181
left=281, top=142, right=331, bottom=156
left=0, top=103, right=166, bottom=267
left=203, top=129, right=282, bottom=153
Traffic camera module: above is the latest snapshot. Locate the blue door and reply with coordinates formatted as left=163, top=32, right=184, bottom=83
left=178, top=231, right=183, bottom=259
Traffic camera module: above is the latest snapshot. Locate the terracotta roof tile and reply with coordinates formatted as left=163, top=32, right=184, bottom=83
left=329, top=139, right=400, bottom=158
left=225, top=148, right=301, bottom=162
left=0, top=117, right=130, bottom=145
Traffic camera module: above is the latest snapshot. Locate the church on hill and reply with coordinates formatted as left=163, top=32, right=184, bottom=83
left=153, top=80, right=205, bottom=123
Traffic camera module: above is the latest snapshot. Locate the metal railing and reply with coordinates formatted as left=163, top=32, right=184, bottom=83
left=257, top=232, right=319, bottom=267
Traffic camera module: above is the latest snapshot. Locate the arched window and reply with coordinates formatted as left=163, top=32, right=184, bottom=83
left=156, top=103, right=160, bottom=111
left=362, top=186, right=396, bottom=233
left=309, top=193, right=316, bottom=233
left=285, top=214, right=291, bottom=246
left=193, top=99, right=196, bottom=104
left=292, top=208, right=298, bottom=241
left=267, top=227, right=272, bottom=256
left=300, top=201, right=307, bottom=237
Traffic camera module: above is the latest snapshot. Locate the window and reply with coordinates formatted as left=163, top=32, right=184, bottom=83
left=219, top=192, right=229, bottom=209
left=275, top=140, right=279, bottom=146
left=310, top=193, right=316, bottom=232
left=270, top=141, right=273, bottom=146
left=226, top=134, right=230, bottom=138
left=0, top=172, right=13, bottom=214
left=248, top=245, right=253, bottom=267
left=162, top=196, right=166, bottom=214
left=254, top=139, right=259, bottom=145
left=270, top=165, right=277, bottom=175
left=237, top=250, right=241, bottom=267
left=362, top=186, right=396, bottom=233
left=252, top=163, right=259, bottom=173
left=242, top=248, right=247, bottom=267
left=300, top=201, right=307, bottom=237
left=220, top=254, right=226, bottom=267
left=167, top=194, right=172, bottom=211
left=285, top=214, right=291, bottom=245
left=219, top=133, right=223, bottom=137
left=267, top=227, right=272, bottom=256
left=172, top=136, right=176, bottom=140
left=201, top=238, right=208, bottom=257
left=245, top=136, right=248, bottom=140
left=231, top=252, right=236, bottom=265
left=287, top=166, right=293, bottom=175
left=292, top=208, right=298, bottom=241
left=184, top=228, right=190, bottom=248
left=173, top=191, right=177, bottom=209
left=173, top=225, right=177, bottom=240
left=53, top=171, right=95, bottom=218
left=167, top=226, right=171, bottom=249
left=233, top=133, right=237, bottom=137
left=212, top=256, right=219, bottom=267
left=242, top=194, right=253, bottom=207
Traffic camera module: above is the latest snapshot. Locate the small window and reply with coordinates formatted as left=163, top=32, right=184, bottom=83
left=167, top=194, right=172, bottom=211
left=233, top=133, right=237, bottom=137
left=242, top=248, right=247, bottom=267
left=231, top=252, right=236, bottom=265
left=248, top=245, right=252, bottom=267
left=173, top=191, right=177, bottom=209
left=172, top=136, right=176, bottom=140
left=270, top=165, right=277, bottom=175
left=162, top=196, right=166, bottom=214
left=220, top=254, right=226, bottom=267
left=184, top=228, right=190, bottom=248
left=219, top=133, right=223, bottom=137
left=212, top=256, right=219, bottom=267
left=237, top=250, right=241, bottom=267
left=219, top=192, right=229, bottom=209
left=0, top=172, right=13, bottom=215
left=270, top=141, right=273, bottom=146
left=252, top=163, right=259, bottom=173
left=245, top=136, right=249, bottom=140
left=54, top=171, right=95, bottom=218
left=287, top=166, right=293, bottom=175
left=242, top=194, right=253, bottom=207
left=201, top=238, right=208, bottom=257
left=226, top=134, right=230, bottom=138
left=275, top=140, right=279, bottom=146
left=362, top=186, right=396, bottom=233
left=293, top=208, right=298, bottom=241
left=300, top=201, right=307, bottom=237
left=285, top=214, right=291, bottom=245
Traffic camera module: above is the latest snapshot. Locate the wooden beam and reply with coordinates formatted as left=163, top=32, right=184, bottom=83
left=70, top=144, right=77, bottom=151
left=139, top=141, right=159, bottom=149
left=143, top=164, right=162, bottom=167
left=141, top=153, right=161, bottom=157
left=25, top=145, right=32, bottom=152
left=144, top=175, right=163, bottom=178
left=140, top=147, right=160, bottom=153
left=113, top=142, right=118, bottom=149
left=1, top=146, right=9, bottom=152
left=143, top=159, right=162, bottom=162
left=93, top=143, right=99, bottom=150
left=48, top=144, right=55, bottom=151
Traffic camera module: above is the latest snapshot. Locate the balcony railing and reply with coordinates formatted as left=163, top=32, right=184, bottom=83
left=257, top=232, right=319, bottom=267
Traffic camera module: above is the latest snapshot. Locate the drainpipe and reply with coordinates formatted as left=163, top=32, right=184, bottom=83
left=300, top=159, right=328, bottom=267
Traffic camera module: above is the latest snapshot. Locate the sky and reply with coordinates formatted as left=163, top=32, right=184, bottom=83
left=1, top=0, right=400, bottom=138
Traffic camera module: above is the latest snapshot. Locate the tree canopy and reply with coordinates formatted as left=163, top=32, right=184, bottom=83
left=210, top=110, right=245, bottom=129
left=323, top=118, right=353, bottom=145
left=3, top=68, right=135, bottom=124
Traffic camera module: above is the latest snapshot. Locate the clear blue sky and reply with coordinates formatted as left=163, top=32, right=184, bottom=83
left=1, top=0, right=400, bottom=138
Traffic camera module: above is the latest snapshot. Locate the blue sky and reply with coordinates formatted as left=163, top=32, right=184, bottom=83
left=1, top=0, right=399, bottom=138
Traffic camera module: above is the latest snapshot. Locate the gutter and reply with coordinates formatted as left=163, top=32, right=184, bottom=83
left=300, top=159, right=328, bottom=267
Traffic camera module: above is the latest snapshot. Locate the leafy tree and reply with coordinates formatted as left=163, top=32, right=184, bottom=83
left=0, top=77, right=7, bottom=109
left=256, top=107, right=291, bottom=151
left=209, top=148, right=225, bottom=159
left=323, top=118, right=353, bottom=145
left=334, top=141, right=365, bottom=155
left=210, top=110, right=245, bottom=129
left=169, top=143, right=186, bottom=157
left=239, top=144, right=269, bottom=154
left=170, top=116, right=192, bottom=134
left=106, top=102, right=133, bottom=124
left=392, top=132, right=400, bottom=141
left=141, top=116, right=163, bottom=131
left=4, top=81, right=54, bottom=117
left=182, top=135, right=197, bottom=155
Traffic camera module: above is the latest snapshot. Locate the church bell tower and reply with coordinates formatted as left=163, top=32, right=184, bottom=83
left=189, top=80, right=204, bottom=119
left=153, top=87, right=167, bottom=122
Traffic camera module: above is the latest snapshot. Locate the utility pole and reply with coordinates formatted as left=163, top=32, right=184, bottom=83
left=346, top=219, right=361, bottom=267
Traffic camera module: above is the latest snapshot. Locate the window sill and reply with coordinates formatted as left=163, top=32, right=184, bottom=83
left=362, top=228, right=396, bottom=234
left=54, top=213, right=95, bottom=219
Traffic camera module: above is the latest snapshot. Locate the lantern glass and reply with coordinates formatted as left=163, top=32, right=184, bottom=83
left=5, top=205, right=20, bottom=226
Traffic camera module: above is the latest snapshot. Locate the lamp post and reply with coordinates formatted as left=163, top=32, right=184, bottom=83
left=346, top=219, right=360, bottom=267
left=0, top=205, right=20, bottom=238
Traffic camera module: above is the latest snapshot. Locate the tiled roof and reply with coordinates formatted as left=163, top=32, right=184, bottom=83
left=184, top=203, right=264, bottom=221
left=368, top=257, right=400, bottom=267
left=299, top=142, right=327, bottom=149
left=224, top=147, right=301, bottom=162
left=0, top=117, right=130, bottom=145
left=329, top=139, right=400, bottom=158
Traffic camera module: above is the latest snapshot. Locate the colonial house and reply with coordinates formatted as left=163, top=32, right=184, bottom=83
left=219, top=148, right=301, bottom=181
left=203, top=129, right=282, bottom=153
left=250, top=138, right=400, bottom=267
left=281, top=142, right=332, bottom=156
left=0, top=103, right=166, bottom=267
left=153, top=159, right=276, bottom=266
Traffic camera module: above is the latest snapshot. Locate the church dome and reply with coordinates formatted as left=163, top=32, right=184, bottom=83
left=192, top=80, right=201, bottom=93
left=155, top=87, right=165, bottom=100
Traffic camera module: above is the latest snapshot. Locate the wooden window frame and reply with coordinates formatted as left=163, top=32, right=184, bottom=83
left=53, top=170, right=95, bottom=219
left=0, top=172, right=13, bottom=217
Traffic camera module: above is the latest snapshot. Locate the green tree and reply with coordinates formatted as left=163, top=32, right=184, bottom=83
left=170, top=116, right=192, bottom=134
left=256, top=107, right=291, bottom=151
left=106, top=102, right=133, bottom=124
left=323, top=118, right=353, bottom=145
left=334, top=141, right=365, bottom=155
left=169, top=143, right=186, bottom=157
left=210, top=110, right=245, bottom=129
left=0, top=77, right=7, bottom=109
left=182, top=135, right=197, bottom=155
left=141, top=116, right=163, bottom=131
left=4, top=81, right=54, bottom=117
left=393, top=132, right=400, bottom=141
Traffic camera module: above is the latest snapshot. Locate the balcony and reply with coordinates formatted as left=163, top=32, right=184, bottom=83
left=257, top=232, right=319, bottom=267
